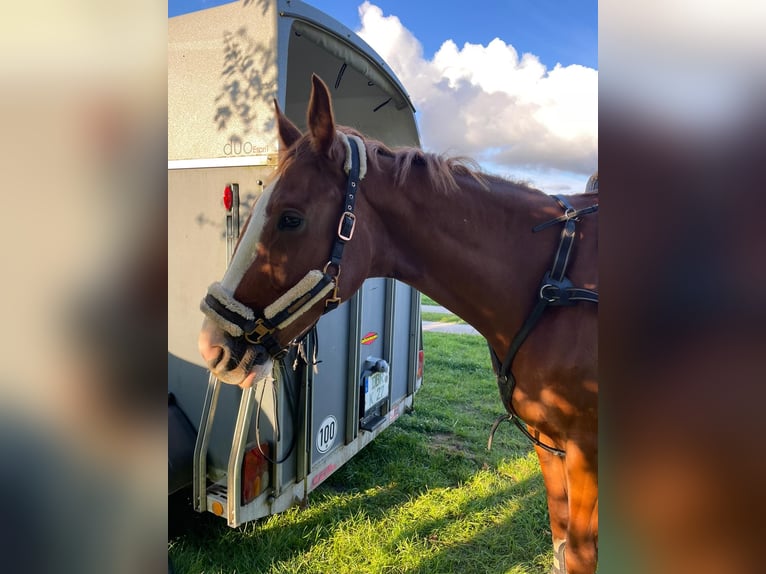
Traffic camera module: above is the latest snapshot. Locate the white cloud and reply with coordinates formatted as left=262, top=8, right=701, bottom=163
left=356, top=2, right=597, bottom=192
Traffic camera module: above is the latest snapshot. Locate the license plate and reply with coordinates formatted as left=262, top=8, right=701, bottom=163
left=364, top=371, right=389, bottom=412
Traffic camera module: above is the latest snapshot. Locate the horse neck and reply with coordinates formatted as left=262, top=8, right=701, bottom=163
left=364, top=161, right=552, bottom=351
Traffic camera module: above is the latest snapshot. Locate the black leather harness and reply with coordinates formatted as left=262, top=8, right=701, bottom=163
left=488, top=194, right=598, bottom=457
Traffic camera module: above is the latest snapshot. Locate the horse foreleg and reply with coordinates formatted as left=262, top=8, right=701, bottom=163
left=535, top=443, right=569, bottom=574
left=563, top=438, right=598, bottom=574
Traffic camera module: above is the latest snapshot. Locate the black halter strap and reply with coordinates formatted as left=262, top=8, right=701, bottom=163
left=324, top=135, right=362, bottom=311
left=488, top=194, right=598, bottom=457
left=203, top=273, right=337, bottom=360
left=202, top=134, right=364, bottom=358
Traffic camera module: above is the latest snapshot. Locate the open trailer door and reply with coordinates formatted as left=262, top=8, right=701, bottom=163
left=168, top=0, right=424, bottom=527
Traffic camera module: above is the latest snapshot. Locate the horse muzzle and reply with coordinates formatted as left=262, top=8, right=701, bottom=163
left=198, top=319, right=273, bottom=386
left=198, top=269, right=337, bottom=386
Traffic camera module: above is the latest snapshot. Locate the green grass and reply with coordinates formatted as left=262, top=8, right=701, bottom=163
left=420, top=311, right=467, bottom=325
left=169, top=333, right=551, bottom=574
left=420, top=293, right=438, bottom=306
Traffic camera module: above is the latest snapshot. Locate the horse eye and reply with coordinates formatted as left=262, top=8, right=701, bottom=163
left=277, top=212, right=303, bottom=231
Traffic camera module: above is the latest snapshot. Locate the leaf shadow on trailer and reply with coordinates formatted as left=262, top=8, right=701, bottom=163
left=242, top=0, right=271, bottom=16
left=214, top=16, right=277, bottom=143
left=194, top=192, right=260, bottom=240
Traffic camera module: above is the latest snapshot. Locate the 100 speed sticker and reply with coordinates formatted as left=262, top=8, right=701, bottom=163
left=316, top=415, right=337, bottom=453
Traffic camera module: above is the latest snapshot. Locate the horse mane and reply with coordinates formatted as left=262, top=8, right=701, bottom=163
left=277, top=126, right=537, bottom=196
left=336, top=127, right=492, bottom=195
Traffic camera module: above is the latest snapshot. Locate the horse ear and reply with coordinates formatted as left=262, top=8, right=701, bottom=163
left=307, top=74, right=335, bottom=157
left=274, top=99, right=302, bottom=149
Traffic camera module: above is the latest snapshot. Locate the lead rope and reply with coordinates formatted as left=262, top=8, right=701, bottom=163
left=254, top=359, right=297, bottom=465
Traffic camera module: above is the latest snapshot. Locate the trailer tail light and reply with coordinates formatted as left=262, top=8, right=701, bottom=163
left=417, top=349, right=424, bottom=380
left=242, top=442, right=270, bottom=504
left=223, top=185, right=233, bottom=211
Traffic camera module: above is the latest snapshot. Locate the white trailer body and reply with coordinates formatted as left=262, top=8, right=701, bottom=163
left=168, top=0, right=423, bottom=527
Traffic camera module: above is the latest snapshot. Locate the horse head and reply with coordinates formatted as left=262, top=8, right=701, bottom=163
left=198, top=75, right=374, bottom=387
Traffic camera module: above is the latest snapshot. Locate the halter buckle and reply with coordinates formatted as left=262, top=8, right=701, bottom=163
left=244, top=318, right=275, bottom=345
left=337, top=211, right=356, bottom=241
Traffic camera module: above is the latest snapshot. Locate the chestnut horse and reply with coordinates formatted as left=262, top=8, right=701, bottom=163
left=199, top=75, right=598, bottom=574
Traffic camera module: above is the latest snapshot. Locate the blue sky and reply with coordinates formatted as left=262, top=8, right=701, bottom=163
left=169, top=1, right=597, bottom=70
left=169, top=0, right=598, bottom=192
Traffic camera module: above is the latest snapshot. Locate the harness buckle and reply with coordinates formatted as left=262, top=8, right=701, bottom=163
left=337, top=211, right=356, bottom=241
left=244, top=318, right=275, bottom=345
left=539, top=283, right=560, bottom=303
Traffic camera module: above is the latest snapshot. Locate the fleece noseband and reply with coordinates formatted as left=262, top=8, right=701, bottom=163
left=200, top=132, right=366, bottom=359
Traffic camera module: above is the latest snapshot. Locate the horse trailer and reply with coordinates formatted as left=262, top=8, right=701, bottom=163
left=168, top=0, right=424, bottom=527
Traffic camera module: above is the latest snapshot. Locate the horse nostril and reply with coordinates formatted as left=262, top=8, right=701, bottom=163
left=198, top=338, right=225, bottom=370
left=199, top=320, right=229, bottom=369
left=204, top=347, right=225, bottom=370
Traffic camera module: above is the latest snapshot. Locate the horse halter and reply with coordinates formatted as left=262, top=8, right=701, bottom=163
left=200, top=132, right=367, bottom=360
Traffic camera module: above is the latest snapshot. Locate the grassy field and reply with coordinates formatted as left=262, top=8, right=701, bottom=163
left=169, top=332, right=551, bottom=574
left=420, top=311, right=468, bottom=325
left=420, top=293, right=439, bottom=306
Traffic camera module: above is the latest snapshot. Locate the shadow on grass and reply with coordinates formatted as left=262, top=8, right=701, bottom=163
left=170, top=327, right=551, bottom=573
left=169, top=408, right=549, bottom=574
left=169, top=480, right=405, bottom=573
left=367, top=471, right=549, bottom=574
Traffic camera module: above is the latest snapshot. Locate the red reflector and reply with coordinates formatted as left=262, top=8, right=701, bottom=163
left=417, top=349, right=424, bottom=379
left=242, top=442, right=269, bottom=504
left=223, top=185, right=233, bottom=211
